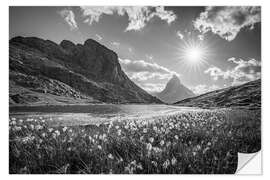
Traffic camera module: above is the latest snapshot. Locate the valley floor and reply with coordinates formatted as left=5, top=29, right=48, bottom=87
left=9, top=107, right=260, bottom=174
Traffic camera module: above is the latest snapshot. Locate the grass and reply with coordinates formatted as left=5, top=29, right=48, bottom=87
left=9, top=108, right=260, bottom=174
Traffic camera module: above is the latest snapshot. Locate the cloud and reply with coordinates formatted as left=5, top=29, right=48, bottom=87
left=198, top=34, right=204, bottom=41
left=119, top=58, right=179, bottom=93
left=80, top=6, right=177, bottom=31
left=191, top=84, right=220, bottom=95
left=119, top=58, right=179, bottom=82
left=204, top=66, right=224, bottom=81
left=111, top=41, right=120, bottom=48
left=95, top=34, right=103, bottom=41
left=194, top=6, right=261, bottom=41
left=58, top=9, right=78, bottom=31
left=137, top=83, right=165, bottom=93
left=176, top=31, right=184, bottom=40
left=204, top=57, right=261, bottom=85
left=152, top=6, right=177, bottom=24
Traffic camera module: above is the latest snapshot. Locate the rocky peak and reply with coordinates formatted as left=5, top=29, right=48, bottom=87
left=84, top=38, right=100, bottom=47
left=165, top=75, right=181, bottom=90
left=156, top=75, right=195, bottom=104
left=60, top=40, right=76, bottom=51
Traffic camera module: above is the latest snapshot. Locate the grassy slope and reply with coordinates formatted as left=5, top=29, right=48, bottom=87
left=174, top=79, right=261, bottom=109
left=9, top=74, right=99, bottom=106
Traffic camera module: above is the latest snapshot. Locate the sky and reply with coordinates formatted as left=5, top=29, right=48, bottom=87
left=9, top=6, right=261, bottom=95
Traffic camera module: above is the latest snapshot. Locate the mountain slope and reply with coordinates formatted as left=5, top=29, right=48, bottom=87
left=156, top=75, right=195, bottom=104
left=9, top=36, right=162, bottom=105
left=174, top=79, right=261, bottom=109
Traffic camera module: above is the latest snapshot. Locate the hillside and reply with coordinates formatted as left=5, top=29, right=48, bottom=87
left=9, top=36, right=162, bottom=105
left=174, top=79, right=261, bottom=109
left=156, top=75, right=195, bottom=104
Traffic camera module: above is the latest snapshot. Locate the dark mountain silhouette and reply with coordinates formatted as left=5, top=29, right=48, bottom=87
left=9, top=36, right=162, bottom=105
left=174, top=79, right=261, bottom=109
left=156, top=75, right=195, bottom=104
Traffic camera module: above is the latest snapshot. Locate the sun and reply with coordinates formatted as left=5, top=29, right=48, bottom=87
left=177, top=38, right=211, bottom=72
left=185, top=47, right=203, bottom=63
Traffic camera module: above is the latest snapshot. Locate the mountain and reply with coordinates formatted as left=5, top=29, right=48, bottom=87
left=155, top=75, right=195, bottom=104
left=9, top=36, right=162, bottom=105
left=174, top=79, right=261, bottom=109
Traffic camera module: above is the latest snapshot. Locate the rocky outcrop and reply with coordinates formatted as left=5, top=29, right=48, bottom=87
left=9, top=36, right=162, bottom=105
left=156, top=75, right=195, bottom=104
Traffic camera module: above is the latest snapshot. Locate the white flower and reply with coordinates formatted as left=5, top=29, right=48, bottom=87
left=117, top=129, right=122, bottom=136
left=54, top=130, right=60, bottom=136
left=146, top=143, right=152, bottom=151
left=108, top=153, right=114, bottom=159
left=143, top=128, right=147, bottom=133
left=203, top=147, right=210, bottom=154
left=35, top=125, right=43, bottom=130
left=137, top=163, right=143, bottom=170
left=174, top=135, right=179, bottom=140
left=21, top=135, right=35, bottom=144
left=30, top=124, right=34, bottom=130
left=163, top=159, right=170, bottom=169
left=171, top=157, right=177, bottom=165
left=151, top=161, right=157, bottom=167
left=160, top=140, right=165, bottom=146
left=62, top=127, right=68, bottom=132
left=97, top=145, right=102, bottom=150
left=13, top=126, right=22, bottom=131
left=26, top=118, right=33, bottom=122
left=152, top=147, right=162, bottom=154
left=149, top=137, right=154, bottom=143
left=118, top=157, right=123, bottom=162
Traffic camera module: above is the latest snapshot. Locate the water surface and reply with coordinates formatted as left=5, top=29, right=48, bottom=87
left=9, top=104, right=203, bottom=126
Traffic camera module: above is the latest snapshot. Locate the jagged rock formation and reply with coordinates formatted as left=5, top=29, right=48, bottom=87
left=9, top=36, right=162, bottom=105
left=156, top=75, right=195, bottom=104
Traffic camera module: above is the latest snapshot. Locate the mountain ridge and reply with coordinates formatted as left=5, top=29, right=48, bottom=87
left=174, top=79, right=261, bottom=109
left=9, top=36, right=162, bottom=105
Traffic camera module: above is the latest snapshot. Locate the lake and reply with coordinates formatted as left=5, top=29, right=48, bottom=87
left=9, top=104, right=203, bottom=126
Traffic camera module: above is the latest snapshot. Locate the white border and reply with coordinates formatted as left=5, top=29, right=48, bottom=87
left=2, top=0, right=270, bottom=179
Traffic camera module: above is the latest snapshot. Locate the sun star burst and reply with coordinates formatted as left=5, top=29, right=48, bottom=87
left=177, top=38, right=211, bottom=72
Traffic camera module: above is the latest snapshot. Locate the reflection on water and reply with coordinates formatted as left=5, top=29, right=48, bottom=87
left=9, top=104, right=203, bottom=126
